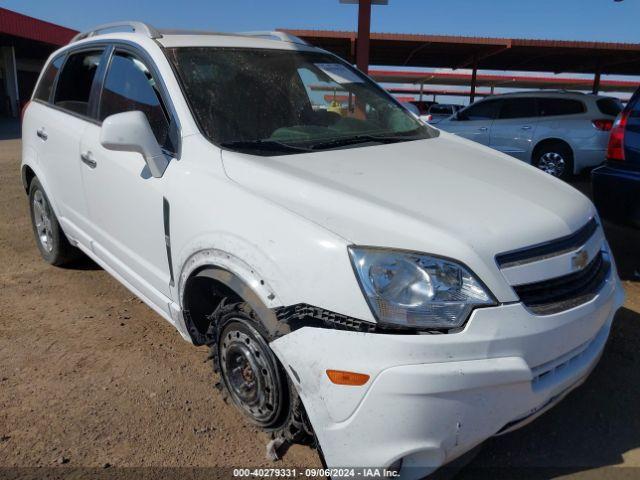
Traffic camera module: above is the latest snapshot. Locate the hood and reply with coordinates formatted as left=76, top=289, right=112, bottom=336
left=221, top=133, right=595, bottom=300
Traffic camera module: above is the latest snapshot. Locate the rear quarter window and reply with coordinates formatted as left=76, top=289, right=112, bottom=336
left=53, top=49, right=103, bottom=117
left=596, top=98, right=623, bottom=117
left=538, top=98, right=585, bottom=117
left=33, top=56, right=64, bottom=103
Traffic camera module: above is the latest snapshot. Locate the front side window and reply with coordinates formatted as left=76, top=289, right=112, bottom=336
left=458, top=99, right=501, bottom=121
left=34, top=55, right=64, bottom=102
left=498, top=98, right=537, bottom=120
left=99, top=51, right=173, bottom=152
left=166, top=47, right=436, bottom=155
left=53, top=50, right=103, bottom=116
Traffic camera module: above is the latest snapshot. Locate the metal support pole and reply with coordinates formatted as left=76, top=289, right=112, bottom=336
left=419, top=82, right=424, bottom=102
left=1, top=47, right=19, bottom=117
left=470, top=62, right=478, bottom=104
left=592, top=69, right=601, bottom=94
left=356, top=0, right=372, bottom=74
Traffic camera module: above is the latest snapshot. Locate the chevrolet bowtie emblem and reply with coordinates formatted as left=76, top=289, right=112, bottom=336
left=571, top=250, right=589, bottom=270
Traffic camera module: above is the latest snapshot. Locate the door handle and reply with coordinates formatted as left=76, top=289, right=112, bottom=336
left=80, top=151, right=97, bottom=168
left=478, top=127, right=488, bottom=131
left=521, top=125, right=532, bottom=130
left=36, top=128, right=48, bottom=141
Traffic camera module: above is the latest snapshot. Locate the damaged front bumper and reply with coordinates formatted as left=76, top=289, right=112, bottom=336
left=269, top=274, right=624, bottom=479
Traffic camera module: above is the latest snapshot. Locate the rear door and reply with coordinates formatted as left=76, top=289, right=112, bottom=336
left=29, top=48, right=106, bottom=243
left=439, top=98, right=501, bottom=145
left=490, top=97, right=539, bottom=161
left=79, top=46, right=179, bottom=305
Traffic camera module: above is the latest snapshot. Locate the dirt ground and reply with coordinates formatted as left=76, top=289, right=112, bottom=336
left=1, top=134, right=639, bottom=479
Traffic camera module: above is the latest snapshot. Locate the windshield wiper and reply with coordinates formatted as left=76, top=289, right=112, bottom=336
left=220, top=139, right=312, bottom=154
left=308, top=134, right=417, bottom=151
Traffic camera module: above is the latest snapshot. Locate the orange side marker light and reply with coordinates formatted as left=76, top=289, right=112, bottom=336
left=326, top=369, right=370, bottom=386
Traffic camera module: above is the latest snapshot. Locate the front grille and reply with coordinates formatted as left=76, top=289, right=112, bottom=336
left=513, top=251, right=610, bottom=315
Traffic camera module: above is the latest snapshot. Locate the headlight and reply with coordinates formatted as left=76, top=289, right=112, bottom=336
left=349, top=246, right=495, bottom=330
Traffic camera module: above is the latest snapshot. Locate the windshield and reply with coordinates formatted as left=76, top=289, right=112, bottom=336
left=167, top=47, right=437, bottom=155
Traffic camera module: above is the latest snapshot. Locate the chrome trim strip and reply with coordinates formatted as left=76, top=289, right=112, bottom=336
left=496, top=218, right=598, bottom=269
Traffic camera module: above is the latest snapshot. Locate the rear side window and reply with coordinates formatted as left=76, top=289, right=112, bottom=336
left=459, top=99, right=501, bottom=121
left=538, top=98, right=585, bottom=117
left=498, top=98, right=537, bottom=119
left=98, top=51, right=173, bottom=152
left=596, top=98, right=623, bottom=117
left=34, top=56, right=64, bottom=102
left=54, top=50, right=103, bottom=116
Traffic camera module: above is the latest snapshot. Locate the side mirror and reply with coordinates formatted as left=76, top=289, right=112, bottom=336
left=100, top=111, right=169, bottom=178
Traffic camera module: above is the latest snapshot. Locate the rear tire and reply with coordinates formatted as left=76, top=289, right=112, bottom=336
left=532, top=141, right=574, bottom=180
left=28, top=178, right=81, bottom=266
left=208, top=301, right=313, bottom=444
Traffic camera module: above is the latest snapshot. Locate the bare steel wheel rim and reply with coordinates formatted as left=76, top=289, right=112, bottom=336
left=33, top=190, right=53, bottom=253
left=537, top=152, right=566, bottom=177
left=220, top=324, right=280, bottom=425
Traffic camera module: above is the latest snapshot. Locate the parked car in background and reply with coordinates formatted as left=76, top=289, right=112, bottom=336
left=409, top=99, right=436, bottom=116
left=592, top=88, right=640, bottom=228
left=438, top=91, right=623, bottom=180
left=425, top=103, right=463, bottom=124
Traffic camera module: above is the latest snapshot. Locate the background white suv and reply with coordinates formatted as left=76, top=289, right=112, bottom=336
left=22, top=22, right=623, bottom=478
left=438, top=91, right=623, bottom=179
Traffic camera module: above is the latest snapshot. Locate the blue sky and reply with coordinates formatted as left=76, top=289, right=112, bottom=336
left=4, top=0, right=639, bottom=43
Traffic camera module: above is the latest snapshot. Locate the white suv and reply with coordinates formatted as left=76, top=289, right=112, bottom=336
left=438, top=91, right=623, bottom=179
left=22, top=22, right=623, bottom=477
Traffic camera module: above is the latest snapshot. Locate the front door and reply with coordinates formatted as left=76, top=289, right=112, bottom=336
left=440, top=98, right=502, bottom=146
left=490, top=97, right=539, bottom=161
left=80, top=48, right=178, bottom=308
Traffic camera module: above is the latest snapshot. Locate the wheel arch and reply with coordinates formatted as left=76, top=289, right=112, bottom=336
left=21, top=164, right=36, bottom=193
left=178, top=249, right=287, bottom=345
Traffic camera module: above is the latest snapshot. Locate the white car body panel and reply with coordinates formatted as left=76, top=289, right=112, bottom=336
left=21, top=29, right=625, bottom=478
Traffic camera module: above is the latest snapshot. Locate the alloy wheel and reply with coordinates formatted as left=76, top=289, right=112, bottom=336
left=32, top=190, right=54, bottom=253
left=537, top=152, right=566, bottom=177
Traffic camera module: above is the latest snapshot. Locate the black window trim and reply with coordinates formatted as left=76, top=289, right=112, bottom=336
left=32, top=40, right=182, bottom=159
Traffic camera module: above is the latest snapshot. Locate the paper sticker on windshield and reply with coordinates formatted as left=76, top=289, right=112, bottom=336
left=314, top=63, right=364, bottom=84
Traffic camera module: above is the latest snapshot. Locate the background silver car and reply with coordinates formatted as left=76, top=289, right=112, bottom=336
left=425, top=103, right=463, bottom=124
left=438, top=91, right=623, bottom=179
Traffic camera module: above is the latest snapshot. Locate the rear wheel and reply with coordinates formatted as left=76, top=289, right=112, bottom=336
left=208, top=301, right=313, bottom=443
left=532, top=142, right=574, bottom=180
left=28, top=178, right=81, bottom=266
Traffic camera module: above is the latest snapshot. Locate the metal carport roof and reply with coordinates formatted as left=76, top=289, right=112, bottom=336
left=279, top=29, right=640, bottom=76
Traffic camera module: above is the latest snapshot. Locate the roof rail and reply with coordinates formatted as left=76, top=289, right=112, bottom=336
left=70, top=21, right=162, bottom=43
left=238, top=31, right=308, bottom=45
